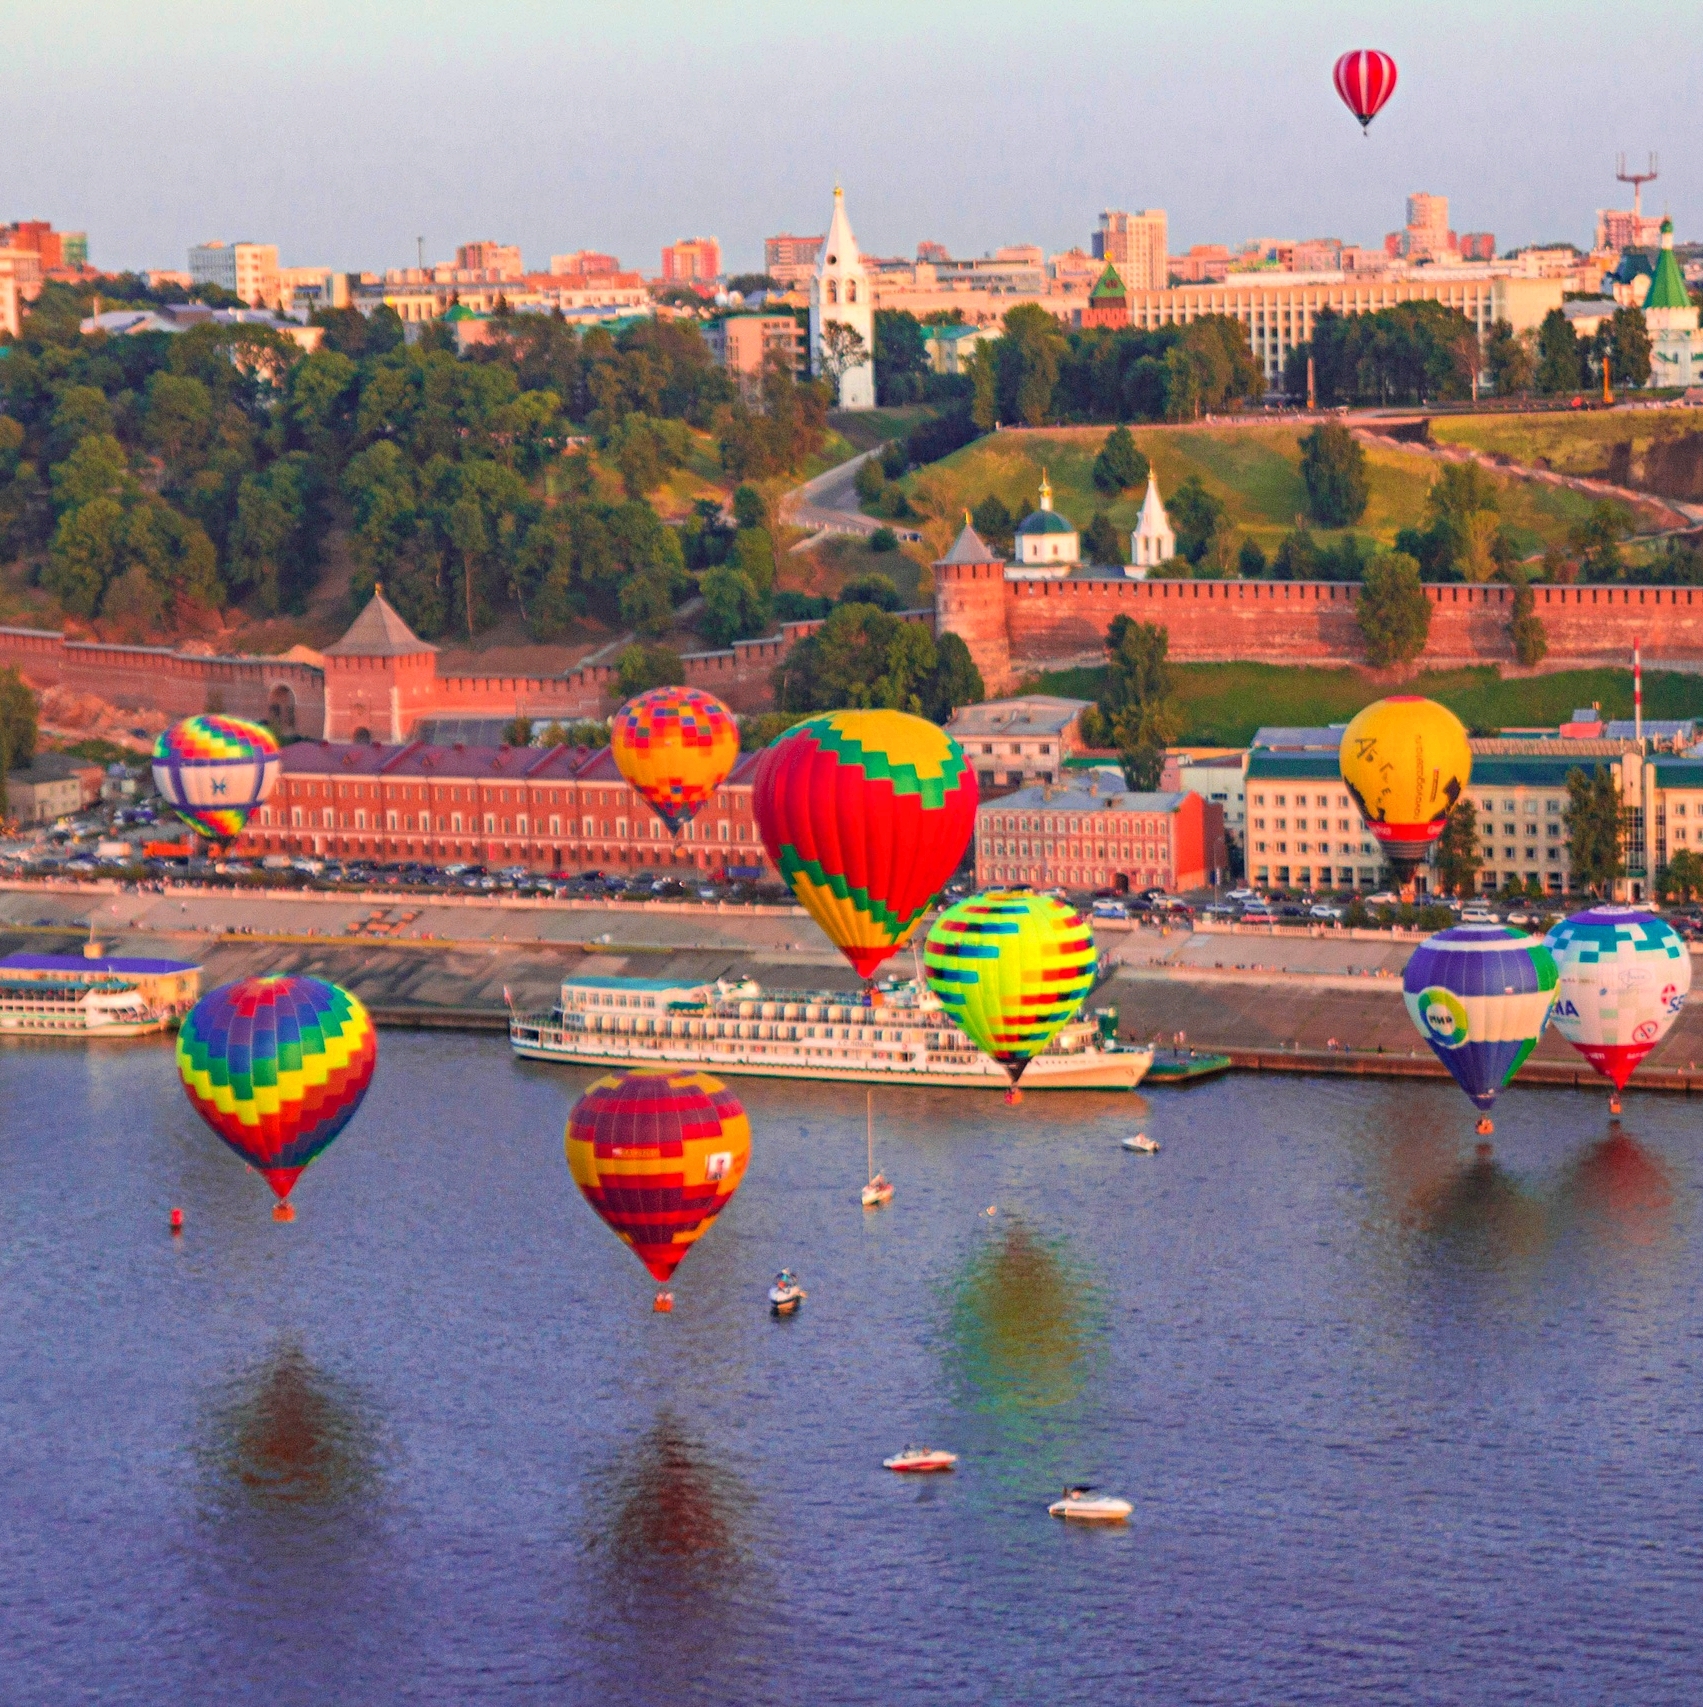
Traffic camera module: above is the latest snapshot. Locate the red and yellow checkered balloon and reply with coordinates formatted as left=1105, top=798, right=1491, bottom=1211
left=566, top=1069, right=751, bottom=1284
left=611, top=686, right=739, bottom=834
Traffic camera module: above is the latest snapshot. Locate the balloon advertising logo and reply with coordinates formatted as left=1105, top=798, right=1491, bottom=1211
left=1418, top=986, right=1469, bottom=1048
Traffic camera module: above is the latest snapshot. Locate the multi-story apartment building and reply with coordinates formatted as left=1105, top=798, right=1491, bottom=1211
left=661, top=237, right=721, bottom=283
left=701, top=313, right=805, bottom=386
left=764, top=234, right=824, bottom=285
left=974, top=775, right=1227, bottom=894
left=550, top=251, right=621, bottom=277
left=1093, top=209, right=1168, bottom=292
left=189, top=241, right=280, bottom=308
left=236, top=742, right=775, bottom=878
left=456, top=241, right=524, bottom=277
left=1, top=221, right=85, bottom=271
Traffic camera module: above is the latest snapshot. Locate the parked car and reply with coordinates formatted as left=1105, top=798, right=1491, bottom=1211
left=1091, top=900, right=1130, bottom=920
left=1366, top=891, right=1401, bottom=906
left=1459, top=907, right=1499, bottom=925
left=1227, top=887, right=1260, bottom=903
left=1309, top=904, right=1345, bottom=920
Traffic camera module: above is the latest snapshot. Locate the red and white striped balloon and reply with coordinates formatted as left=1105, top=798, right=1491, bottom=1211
left=1333, top=50, right=1398, bottom=132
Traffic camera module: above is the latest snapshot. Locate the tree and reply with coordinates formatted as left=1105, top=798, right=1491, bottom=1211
left=995, top=304, right=1067, bottom=426
left=1237, top=537, right=1268, bottom=578
left=0, top=666, right=38, bottom=819
left=731, top=484, right=768, bottom=531
left=1167, top=475, right=1227, bottom=564
left=1604, top=306, right=1652, bottom=389
left=1484, top=320, right=1535, bottom=397
left=1272, top=526, right=1318, bottom=581
left=931, top=632, right=984, bottom=719
left=818, top=321, right=869, bottom=390
left=1101, top=616, right=1175, bottom=744
left=967, top=341, right=998, bottom=431
left=1356, top=549, right=1430, bottom=667
left=1432, top=798, right=1482, bottom=897
left=872, top=309, right=928, bottom=405
left=1298, top=422, right=1369, bottom=527
left=869, top=526, right=899, bottom=554
left=1659, top=848, right=1703, bottom=903
left=1092, top=426, right=1148, bottom=494
left=971, top=494, right=1014, bottom=553
left=699, top=563, right=772, bottom=647
left=616, top=642, right=685, bottom=698
left=1084, top=512, right=1124, bottom=567
left=1535, top=309, right=1585, bottom=395
left=1570, top=501, right=1632, bottom=579
left=839, top=573, right=901, bottom=610
left=1565, top=765, right=1625, bottom=895
left=1509, top=580, right=1548, bottom=666
left=502, top=715, right=534, bottom=746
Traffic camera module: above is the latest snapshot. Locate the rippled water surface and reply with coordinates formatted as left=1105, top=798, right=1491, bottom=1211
left=4, top=1036, right=1702, bottom=1704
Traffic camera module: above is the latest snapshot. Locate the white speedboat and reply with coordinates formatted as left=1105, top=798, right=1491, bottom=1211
left=883, top=1446, right=958, bottom=1473
left=1048, top=1486, right=1133, bottom=1523
left=1122, top=1133, right=1160, bottom=1154
left=769, top=1270, right=807, bottom=1314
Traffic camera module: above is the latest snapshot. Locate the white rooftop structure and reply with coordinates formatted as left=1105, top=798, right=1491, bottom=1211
left=1127, top=474, right=1176, bottom=576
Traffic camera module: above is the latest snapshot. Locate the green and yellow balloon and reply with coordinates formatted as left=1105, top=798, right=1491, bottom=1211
left=924, top=892, right=1099, bottom=1101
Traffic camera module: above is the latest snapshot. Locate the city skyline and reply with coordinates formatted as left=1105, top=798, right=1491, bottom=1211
left=7, top=0, right=1698, bottom=275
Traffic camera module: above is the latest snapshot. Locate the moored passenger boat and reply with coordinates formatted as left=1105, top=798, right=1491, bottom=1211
left=510, top=973, right=1152, bottom=1090
left=0, top=952, right=202, bottom=1039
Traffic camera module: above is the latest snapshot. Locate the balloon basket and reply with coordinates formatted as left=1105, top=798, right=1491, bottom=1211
left=1003, top=1087, right=1023, bottom=1107
left=1474, top=1116, right=1494, bottom=1137
left=1609, top=1095, right=1623, bottom=1116
left=272, top=1201, right=296, bottom=1223
left=653, top=1290, right=675, bottom=1314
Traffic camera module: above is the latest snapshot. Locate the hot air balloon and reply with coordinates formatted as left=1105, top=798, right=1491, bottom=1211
left=611, top=685, right=740, bottom=835
left=177, top=975, right=377, bottom=1217
left=565, top=1069, right=750, bottom=1306
left=924, top=891, right=1098, bottom=1098
left=1543, top=907, right=1691, bottom=1112
left=1403, top=923, right=1558, bottom=1132
left=152, top=714, right=282, bottom=843
left=1334, top=49, right=1397, bottom=133
left=1340, top=696, right=1471, bottom=890
left=753, top=709, right=978, bottom=979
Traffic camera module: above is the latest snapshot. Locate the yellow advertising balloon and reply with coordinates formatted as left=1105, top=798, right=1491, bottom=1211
left=1339, top=696, right=1471, bottom=878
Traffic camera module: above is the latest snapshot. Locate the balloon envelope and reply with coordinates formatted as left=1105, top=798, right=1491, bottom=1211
left=566, top=1069, right=751, bottom=1284
left=1339, top=696, right=1470, bottom=877
left=1402, top=924, right=1558, bottom=1110
left=152, top=714, right=282, bottom=841
left=924, top=891, right=1099, bottom=1083
left=177, top=975, right=377, bottom=1200
left=1334, top=49, right=1398, bottom=130
left=753, top=709, right=978, bottom=979
left=611, top=686, right=739, bottom=834
left=1543, top=907, right=1691, bottom=1090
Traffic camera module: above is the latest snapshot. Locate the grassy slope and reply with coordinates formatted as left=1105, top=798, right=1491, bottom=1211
left=1428, top=411, right=1682, bottom=477
left=828, top=407, right=937, bottom=453
left=777, top=534, right=929, bottom=607
left=904, top=424, right=1601, bottom=560
left=1037, top=660, right=1703, bottom=746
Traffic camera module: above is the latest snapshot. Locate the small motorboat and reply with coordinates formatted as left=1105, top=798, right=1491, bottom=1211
left=861, top=1173, right=894, bottom=1208
left=1122, top=1132, right=1160, bottom=1154
left=1048, top=1486, right=1133, bottom=1523
left=769, top=1270, right=807, bottom=1314
left=883, top=1446, right=958, bottom=1474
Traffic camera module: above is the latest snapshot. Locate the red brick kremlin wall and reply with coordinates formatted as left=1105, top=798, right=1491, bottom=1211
left=934, top=566, right=1703, bottom=686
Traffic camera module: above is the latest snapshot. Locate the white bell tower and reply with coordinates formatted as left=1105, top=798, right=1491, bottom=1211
left=809, top=186, right=875, bottom=411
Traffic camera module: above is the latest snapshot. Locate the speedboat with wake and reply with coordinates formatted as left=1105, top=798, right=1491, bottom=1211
left=1048, top=1486, right=1132, bottom=1523
left=883, top=1446, right=958, bottom=1473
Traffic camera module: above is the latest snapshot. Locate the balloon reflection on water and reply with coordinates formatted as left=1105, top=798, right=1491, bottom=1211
left=1554, top=1124, right=1680, bottom=1254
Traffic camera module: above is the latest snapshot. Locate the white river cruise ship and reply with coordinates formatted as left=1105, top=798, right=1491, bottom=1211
left=510, top=974, right=1153, bottom=1090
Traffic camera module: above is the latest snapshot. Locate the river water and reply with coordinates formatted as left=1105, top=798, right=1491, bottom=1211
left=3, top=1035, right=1701, bottom=1705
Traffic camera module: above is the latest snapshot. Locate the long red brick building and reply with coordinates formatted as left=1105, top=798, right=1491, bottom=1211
left=235, top=739, right=774, bottom=876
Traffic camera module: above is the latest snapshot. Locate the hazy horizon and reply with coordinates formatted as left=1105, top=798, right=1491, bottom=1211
left=8, top=0, right=1698, bottom=276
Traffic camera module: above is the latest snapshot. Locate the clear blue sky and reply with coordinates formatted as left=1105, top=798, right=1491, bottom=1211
left=8, top=0, right=1698, bottom=275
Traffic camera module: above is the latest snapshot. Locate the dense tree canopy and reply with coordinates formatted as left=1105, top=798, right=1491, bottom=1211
left=1287, top=302, right=1480, bottom=406
left=774, top=603, right=982, bottom=721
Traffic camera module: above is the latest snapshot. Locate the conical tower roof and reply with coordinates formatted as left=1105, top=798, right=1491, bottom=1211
left=324, top=586, right=437, bottom=657
left=1090, top=262, right=1126, bottom=301
left=1646, top=217, right=1691, bottom=310
left=819, top=186, right=862, bottom=275
left=1135, top=473, right=1171, bottom=537
left=938, top=516, right=1000, bottom=565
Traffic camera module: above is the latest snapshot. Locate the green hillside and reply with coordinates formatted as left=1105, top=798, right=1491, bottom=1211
left=903, top=424, right=1602, bottom=560
left=1036, top=661, right=1703, bottom=747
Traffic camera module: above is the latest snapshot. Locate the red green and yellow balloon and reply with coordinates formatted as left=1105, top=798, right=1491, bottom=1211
left=151, top=714, right=282, bottom=842
left=177, top=974, right=377, bottom=1209
left=924, top=892, right=1099, bottom=1087
left=611, top=686, right=740, bottom=834
left=566, top=1069, right=751, bottom=1290
left=1339, top=696, right=1471, bottom=882
left=753, top=709, right=978, bottom=979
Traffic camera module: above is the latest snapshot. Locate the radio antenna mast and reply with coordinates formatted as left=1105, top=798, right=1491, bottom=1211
left=1616, top=153, right=1659, bottom=221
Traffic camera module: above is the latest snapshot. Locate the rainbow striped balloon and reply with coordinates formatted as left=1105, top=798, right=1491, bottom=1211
left=152, top=714, right=282, bottom=841
left=754, top=709, right=978, bottom=979
left=924, top=891, right=1099, bottom=1084
left=177, top=975, right=377, bottom=1202
left=610, top=686, right=739, bottom=833
left=566, top=1069, right=751, bottom=1285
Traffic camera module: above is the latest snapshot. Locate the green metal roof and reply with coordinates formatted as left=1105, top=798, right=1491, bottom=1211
left=1652, top=759, right=1703, bottom=787
left=1246, top=754, right=1341, bottom=780
left=1647, top=220, right=1692, bottom=310
left=1090, top=263, right=1126, bottom=302
left=1017, top=509, right=1074, bottom=535
left=1469, top=755, right=1613, bottom=787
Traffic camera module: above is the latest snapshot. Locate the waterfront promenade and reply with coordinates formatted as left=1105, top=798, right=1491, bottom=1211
left=6, top=882, right=1702, bottom=1091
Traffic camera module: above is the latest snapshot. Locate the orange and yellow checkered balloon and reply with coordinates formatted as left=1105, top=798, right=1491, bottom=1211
left=611, top=686, right=739, bottom=834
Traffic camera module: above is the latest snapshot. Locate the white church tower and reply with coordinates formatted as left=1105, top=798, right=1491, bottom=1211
left=810, top=187, right=876, bottom=410
left=1126, top=473, right=1177, bottom=577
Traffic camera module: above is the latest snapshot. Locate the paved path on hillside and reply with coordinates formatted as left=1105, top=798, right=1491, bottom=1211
left=780, top=448, right=922, bottom=543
